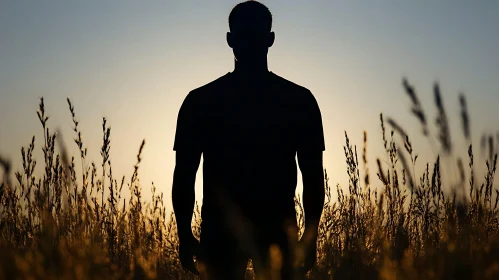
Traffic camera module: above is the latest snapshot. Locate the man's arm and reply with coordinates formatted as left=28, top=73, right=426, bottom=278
left=172, top=90, right=202, bottom=242
left=297, top=150, right=325, bottom=242
left=294, top=89, right=325, bottom=273
left=296, top=89, right=326, bottom=242
left=172, top=150, right=201, bottom=241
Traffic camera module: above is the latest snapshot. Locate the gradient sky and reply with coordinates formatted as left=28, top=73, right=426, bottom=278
left=1, top=1, right=498, bottom=210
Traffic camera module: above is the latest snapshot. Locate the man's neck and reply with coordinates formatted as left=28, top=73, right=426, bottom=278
left=232, top=59, right=270, bottom=79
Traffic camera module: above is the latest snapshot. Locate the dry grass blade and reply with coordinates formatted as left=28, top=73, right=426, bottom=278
left=434, top=82, right=452, bottom=154
left=459, top=94, right=470, bottom=140
left=403, top=77, right=428, bottom=136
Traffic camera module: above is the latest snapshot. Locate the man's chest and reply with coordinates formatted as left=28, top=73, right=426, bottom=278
left=200, top=90, right=300, bottom=148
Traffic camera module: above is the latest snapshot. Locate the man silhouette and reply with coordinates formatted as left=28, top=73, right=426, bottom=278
left=172, top=1, right=325, bottom=279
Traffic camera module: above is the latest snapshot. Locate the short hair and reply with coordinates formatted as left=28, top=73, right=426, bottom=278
left=229, top=1, right=273, bottom=32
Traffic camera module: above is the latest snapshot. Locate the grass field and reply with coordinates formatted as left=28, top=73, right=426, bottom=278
left=1, top=78, right=498, bottom=279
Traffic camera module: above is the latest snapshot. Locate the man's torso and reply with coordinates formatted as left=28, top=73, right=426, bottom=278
left=176, top=72, right=320, bottom=229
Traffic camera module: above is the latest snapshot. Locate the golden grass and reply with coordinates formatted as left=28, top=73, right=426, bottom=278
left=1, top=79, right=499, bottom=279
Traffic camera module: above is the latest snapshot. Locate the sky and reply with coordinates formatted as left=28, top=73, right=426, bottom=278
left=1, top=0, right=498, bottom=211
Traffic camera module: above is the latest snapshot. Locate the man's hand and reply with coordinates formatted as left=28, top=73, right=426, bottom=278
left=296, top=229, right=318, bottom=274
left=300, top=238, right=317, bottom=273
left=179, top=233, right=200, bottom=275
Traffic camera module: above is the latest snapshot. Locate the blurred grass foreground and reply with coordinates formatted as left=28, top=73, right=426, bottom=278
left=1, top=78, right=499, bottom=279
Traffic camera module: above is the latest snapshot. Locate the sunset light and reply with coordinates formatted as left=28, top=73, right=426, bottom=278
left=1, top=1, right=498, bottom=279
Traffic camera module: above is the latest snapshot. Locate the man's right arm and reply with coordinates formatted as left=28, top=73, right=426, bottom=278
left=172, top=150, right=201, bottom=241
left=172, top=90, right=202, bottom=242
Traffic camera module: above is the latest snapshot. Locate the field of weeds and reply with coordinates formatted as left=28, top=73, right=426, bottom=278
left=1, top=78, right=499, bottom=279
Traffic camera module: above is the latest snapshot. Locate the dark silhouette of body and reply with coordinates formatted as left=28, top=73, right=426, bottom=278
left=172, top=1, right=325, bottom=279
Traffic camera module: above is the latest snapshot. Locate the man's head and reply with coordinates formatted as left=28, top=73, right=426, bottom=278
left=227, top=1, right=275, bottom=63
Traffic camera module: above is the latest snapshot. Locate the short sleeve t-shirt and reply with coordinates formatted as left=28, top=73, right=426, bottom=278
left=173, top=71, right=325, bottom=226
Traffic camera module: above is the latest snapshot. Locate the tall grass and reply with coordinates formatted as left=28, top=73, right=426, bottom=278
left=1, top=79, right=499, bottom=279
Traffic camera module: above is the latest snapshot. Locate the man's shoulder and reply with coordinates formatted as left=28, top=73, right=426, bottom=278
left=271, top=72, right=306, bottom=88
left=270, top=72, right=315, bottom=100
left=188, top=73, right=231, bottom=96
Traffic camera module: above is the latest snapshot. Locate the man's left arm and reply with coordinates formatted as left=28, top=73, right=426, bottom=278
left=296, top=89, right=326, bottom=272
left=297, top=150, right=325, bottom=244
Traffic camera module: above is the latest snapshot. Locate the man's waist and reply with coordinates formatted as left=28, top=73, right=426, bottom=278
left=200, top=202, right=296, bottom=226
left=200, top=212, right=298, bottom=237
